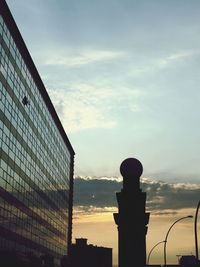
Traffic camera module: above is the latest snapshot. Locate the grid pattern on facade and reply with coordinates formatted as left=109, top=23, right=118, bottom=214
left=0, top=12, right=73, bottom=263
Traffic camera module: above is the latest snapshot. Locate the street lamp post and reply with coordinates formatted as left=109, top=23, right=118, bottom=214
left=194, top=200, right=200, bottom=263
left=163, top=215, right=193, bottom=267
left=147, top=240, right=166, bottom=265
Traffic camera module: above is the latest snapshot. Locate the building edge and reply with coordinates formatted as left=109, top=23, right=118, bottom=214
left=67, top=155, right=75, bottom=257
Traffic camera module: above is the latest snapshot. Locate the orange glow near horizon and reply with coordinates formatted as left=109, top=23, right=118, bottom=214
left=72, top=207, right=197, bottom=266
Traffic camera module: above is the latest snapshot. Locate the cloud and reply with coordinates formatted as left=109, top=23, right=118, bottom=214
left=48, top=83, right=143, bottom=133
left=73, top=176, right=200, bottom=213
left=48, top=86, right=116, bottom=132
left=45, top=50, right=125, bottom=67
left=152, top=211, right=178, bottom=216
left=129, top=50, right=200, bottom=77
left=156, top=50, right=200, bottom=68
left=73, top=177, right=121, bottom=208
left=73, top=206, right=116, bottom=222
left=142, top=179, right=200, bottom=212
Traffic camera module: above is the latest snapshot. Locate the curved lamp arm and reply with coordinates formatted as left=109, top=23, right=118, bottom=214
left=164, top=215, right=193, bottom=267
left=195, top=200, right=200, bottom=262
left=147, top=240, right=166, bottom=265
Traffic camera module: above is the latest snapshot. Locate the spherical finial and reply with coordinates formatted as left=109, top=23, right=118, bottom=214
left=120, top=158, right=143, bottom=179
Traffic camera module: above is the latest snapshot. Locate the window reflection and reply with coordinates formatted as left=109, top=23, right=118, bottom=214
left=0, top=13, right=73, bottom=265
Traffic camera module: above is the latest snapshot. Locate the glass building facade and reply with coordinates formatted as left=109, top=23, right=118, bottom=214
left=0, top=0, right=75, bottom=266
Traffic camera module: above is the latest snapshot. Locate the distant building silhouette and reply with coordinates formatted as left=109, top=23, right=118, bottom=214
left=114, top=158, right=150, bottom=267
left=179, top=255, right=199, bottom=266
left=148, top=255, right=199, bottom=267
left=0, top=0, right=74, bottom=266
left=70, top=238, right=112, bottom=267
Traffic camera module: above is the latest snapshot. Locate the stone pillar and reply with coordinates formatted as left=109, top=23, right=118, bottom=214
left=113, top=158, right=150, bottom=267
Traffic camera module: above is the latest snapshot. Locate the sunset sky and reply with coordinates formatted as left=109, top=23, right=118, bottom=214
left=6, top=0, right=200, bottom=265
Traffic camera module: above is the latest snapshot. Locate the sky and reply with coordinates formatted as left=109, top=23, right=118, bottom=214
left=5, top=0, right=200, bottom=265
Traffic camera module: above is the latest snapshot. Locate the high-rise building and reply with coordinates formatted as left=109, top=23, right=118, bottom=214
left=0, top=0, right=75, bottom=266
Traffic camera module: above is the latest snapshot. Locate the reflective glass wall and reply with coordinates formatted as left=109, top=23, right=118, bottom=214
left=0, top=8, right=74, bottom=266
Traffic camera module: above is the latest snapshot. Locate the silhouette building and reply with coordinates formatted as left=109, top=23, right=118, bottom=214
left=0, top=0, right=75, bottom=266
left=179, top=255, right=198, bottom=266
left=114, top=158, right=150, bottom=267
left=70, top=238, right=112, bottom=267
